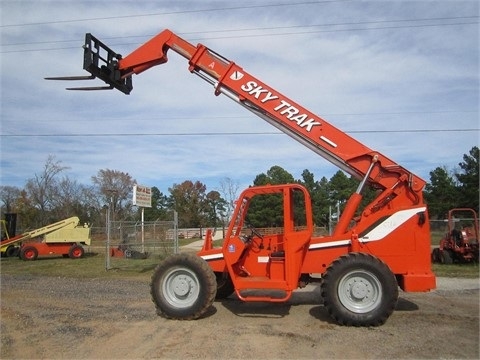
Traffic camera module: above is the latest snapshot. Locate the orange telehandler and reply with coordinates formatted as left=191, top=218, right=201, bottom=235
left=47, top=30, right=436, bottom=326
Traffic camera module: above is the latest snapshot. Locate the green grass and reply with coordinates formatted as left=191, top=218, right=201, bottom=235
left=0, top=252, right=166, bottom=280
left=0, top=237, right=204, bottom=280
left=430, top=230, right=445, bottom=246
left=432, top=263, right=479, bottom=278
left=1, top=250, right=478, bottom=280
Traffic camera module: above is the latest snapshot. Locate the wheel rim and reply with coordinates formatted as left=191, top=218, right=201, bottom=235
left=72, top=248, right=82, bottom=257
left=25, top=249, right=35, bottom=259
left=162, top=267, right=200, bottom=309
left=337, top=270, right=382, bottom=314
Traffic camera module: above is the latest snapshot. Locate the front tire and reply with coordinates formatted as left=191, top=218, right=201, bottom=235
left=6, top=245, right=20, bottom=258
left=20, top=246, right=38, bottom=261
left=214, top=272, right=235, bottom=299
left=321, top=253, right=398, bottom=327
left=151, top=253, right=216, bottom=320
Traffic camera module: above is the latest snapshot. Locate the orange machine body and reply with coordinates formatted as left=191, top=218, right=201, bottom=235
left=113, top=29, right=434, bottom=295
left=56, top=30, right=435, bottom=298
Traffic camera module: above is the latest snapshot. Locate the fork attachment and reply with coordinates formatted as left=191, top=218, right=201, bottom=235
left=45, top=33, right=133, bottom=94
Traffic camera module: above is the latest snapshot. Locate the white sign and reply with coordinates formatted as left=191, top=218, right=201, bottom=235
left=133, top=185, right=152, bottom=208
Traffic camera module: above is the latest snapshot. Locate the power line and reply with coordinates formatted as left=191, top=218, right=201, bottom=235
left=3, top=15, right=477, bottom=47
left=1, top=129, right=478, bottom=138
left=0, top=1, right=345, bottom=28
left=3, top=110, right=477, bottom=125
left=1, top=17, right=477, bottom=54
left=169, top=16, right=480, bottom=36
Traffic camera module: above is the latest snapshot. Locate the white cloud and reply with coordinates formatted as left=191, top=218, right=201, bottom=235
left=1, top=0, right=478, bottom=195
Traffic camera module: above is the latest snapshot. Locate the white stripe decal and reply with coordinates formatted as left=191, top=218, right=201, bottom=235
left=308, top=207, right=426, bottom=250
left=320, top=135, right=337, bottom=148
left=201, top=253, right=224, bottom=261
left=309, top=239, right=350, bottom=250
left=361, top=207, right=426, bottom=241
left=201, top=208, right=426, bottom=257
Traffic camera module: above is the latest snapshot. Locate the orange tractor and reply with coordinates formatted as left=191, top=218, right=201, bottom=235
left=432, top=208, right=479, bottom=264
left=48, top=30, right=436, bottom=326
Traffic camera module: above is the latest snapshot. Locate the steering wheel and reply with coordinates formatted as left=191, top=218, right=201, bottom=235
left=246, top=222, right=263, bottom=239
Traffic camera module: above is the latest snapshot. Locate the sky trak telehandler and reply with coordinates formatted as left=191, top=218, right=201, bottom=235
left=47, top=30, right=436, bottom=326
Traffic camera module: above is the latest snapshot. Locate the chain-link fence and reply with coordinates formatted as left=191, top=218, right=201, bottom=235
left=87, top=213, right=178, bottom=270
left=83, top=211, right=478, bottom=270
left=430, top=216, right=480, bottom=244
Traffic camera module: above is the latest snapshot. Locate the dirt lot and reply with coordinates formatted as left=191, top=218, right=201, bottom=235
left=1, top=272, right=478, bottom=360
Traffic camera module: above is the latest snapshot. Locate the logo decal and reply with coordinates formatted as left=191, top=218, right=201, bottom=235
left=230, top=71, right=244, bottom=81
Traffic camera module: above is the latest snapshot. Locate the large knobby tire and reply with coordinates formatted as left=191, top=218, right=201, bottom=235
left=431, top=248, right=441, bottom=263
left=150, top=253, right=216, bottom=320
left=6, top=245, right=20, bottom=258
left=20, top=246, right=38, bottom=261
left=321, top=253, right=398, bottom=327
left=440, top=249, right=453, bottom=264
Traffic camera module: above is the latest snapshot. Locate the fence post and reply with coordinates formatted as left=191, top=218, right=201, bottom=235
left=105, top=204, right=111, bottom=270
left=174, top=211, right=179, bottom=254
left=141, top=207, right=145, bottom=253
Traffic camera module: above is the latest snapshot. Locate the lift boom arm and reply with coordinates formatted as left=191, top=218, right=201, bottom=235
left=48, top=30, right=426, bottom=230
left=1, top=217, right=82, bottom=248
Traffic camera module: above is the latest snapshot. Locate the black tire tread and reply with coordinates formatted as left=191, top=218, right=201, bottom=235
left=68, top=244, right=84, bottom=259
left=321, top=252, right=398, bottom=327
left=20, top=246, right=38, bottom=261
left=214, top=272, right=235, bottom=299
left=5, top=245, right=20, bottom=258
left=441, top=249, right=453, bottom=264
left=150, top=253, right=216, bottom=320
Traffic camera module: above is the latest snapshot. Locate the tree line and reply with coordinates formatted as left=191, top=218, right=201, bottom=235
left=1, top=147, right=478, bottom=232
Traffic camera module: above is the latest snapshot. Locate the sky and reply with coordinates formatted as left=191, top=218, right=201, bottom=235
left=1, top=0, right=479, bottom=197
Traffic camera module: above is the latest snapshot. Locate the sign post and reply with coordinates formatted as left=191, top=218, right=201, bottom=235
left=133, top=185, right=152, bottom=253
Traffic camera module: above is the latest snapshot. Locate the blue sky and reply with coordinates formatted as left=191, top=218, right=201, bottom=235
left=1, top=0, right=478, bottom=196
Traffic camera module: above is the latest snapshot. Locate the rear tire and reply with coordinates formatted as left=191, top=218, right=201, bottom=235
left=431, top=248, right=441, bottom=263
left=151, top=253, right=216, bottom=320
left=440, top=249, right=453, bottom=264
left=68, top=244, right=84, bottom=259
left=321, top=253, right=398, bottom=327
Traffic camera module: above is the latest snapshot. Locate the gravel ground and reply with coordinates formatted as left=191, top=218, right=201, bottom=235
left=1, top=274, right=479, bottom=359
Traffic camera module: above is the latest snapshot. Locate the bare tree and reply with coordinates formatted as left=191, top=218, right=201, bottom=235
left=91, top=169, right=136, bottom=221
left=24, top=155, right=69, bottom=225
left=50, top=177, right=91, bottom=221
left=0, top=185, right=21, bottom=213
left=218, top=177, right=240, bottom=225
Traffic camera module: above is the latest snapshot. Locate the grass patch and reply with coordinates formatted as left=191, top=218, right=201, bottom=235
left=178, top=237, right=202, bottom=246
left=430, top=230, right=445, bottom=246
left=0, top=237, right=203, bottom=280
left=0, top=252, right=168, bottom=281
left=432, top=263, right=479, bottom=278
left=2, top=250, right=478, bottom=280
